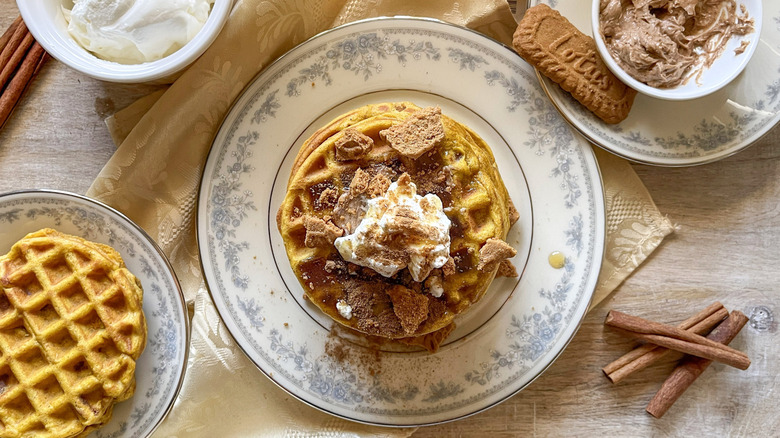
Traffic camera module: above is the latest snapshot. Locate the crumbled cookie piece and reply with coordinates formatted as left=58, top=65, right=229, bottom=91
left=348, top=168, right=371, bottom=193
left=427, top=298, right=447, bottom=323
left=335, top=128, right=374, bottom=161
left=357, top=308, right=403, bottom=337
left=508, top=198, right=520, bottom=226
left=386, top=284, right=429, bottom=336
left=410, top=164, right=453, bottom=198
left=303, top=215, right=343, bottom=248
left=345, top=282, right=403, bottom=337
left=389, top=206, right=438, bottom=241
left=496, top=259, right=518, bottom=277
left=333, top=169, right=372, bottom=233
left=318, top=188, right=339, bottom=209
left=441, top=257, right=456, bottom=276
left=367, top=172, right=391, bottom=198
left=477, top=238, right=517, bottom=271
left=380, top=106, right=445, bottom=159
left=323, top=259, right=346, bottom=274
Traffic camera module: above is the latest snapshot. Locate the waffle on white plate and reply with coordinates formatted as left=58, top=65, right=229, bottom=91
left=0, top=228, right=146, bottom=438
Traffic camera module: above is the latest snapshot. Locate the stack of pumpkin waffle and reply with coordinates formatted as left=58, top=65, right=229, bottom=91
left=277, top=102, right=518, bottom=351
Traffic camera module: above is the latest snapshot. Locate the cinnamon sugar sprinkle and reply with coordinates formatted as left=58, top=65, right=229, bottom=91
left=324, top=327, right=383, bottom=376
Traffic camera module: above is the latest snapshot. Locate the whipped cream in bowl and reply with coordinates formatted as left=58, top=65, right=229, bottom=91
left=592, top=0, right=762, bottom=100
left=17, top=0, right=232, bottom=82
left=63, top=0, right=215, bottom=65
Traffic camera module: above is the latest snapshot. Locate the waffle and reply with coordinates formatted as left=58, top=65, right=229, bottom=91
left=277, top=102, right=516, bottom=349
left=0, top=229, right=146, bottom=438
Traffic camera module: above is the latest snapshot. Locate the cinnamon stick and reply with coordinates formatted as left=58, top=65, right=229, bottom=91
left=0, top=16, right=22, bottom=53
left=603, top=302, right=728, bottom=383
left=0, top=30, right=34, bottom=92
left=605, top=310, right=750, bottom=370
left=646, top=310, right=749, bottom=418
left=0, top=20, right=27, bottom=77
left=604, top=303, right=724, bottom=374
left=0, top=42, right=46, bottom=130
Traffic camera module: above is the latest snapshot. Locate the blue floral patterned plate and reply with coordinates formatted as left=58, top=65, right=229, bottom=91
left=198, top=17, right=605, bottom=426
left=0, top=190, right=189, bottom=437
left=532, top=0, right=780, bottom=166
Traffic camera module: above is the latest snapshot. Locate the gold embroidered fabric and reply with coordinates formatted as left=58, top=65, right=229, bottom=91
left=591, top=148, right=674, bottom=309
left=87, top=0, right=673, bottom=435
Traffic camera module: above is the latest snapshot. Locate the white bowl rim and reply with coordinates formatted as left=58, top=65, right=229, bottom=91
left=591, top=0, right=763, bottom=101
left=17, top=0, right=232, bottom=83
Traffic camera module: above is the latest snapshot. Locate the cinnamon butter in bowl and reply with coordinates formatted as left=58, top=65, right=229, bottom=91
left=592, top=0, right=762, bottom=100
left=17, top=0, right=232, bottom=83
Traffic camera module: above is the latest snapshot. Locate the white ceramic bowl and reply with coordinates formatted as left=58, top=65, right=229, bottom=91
left=592, top=0, right=762, bottom=101
left=17, top=0, right=232, bottom=83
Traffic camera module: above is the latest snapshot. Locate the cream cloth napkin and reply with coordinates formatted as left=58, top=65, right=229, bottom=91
left=88, top=0, right=674, bottom=436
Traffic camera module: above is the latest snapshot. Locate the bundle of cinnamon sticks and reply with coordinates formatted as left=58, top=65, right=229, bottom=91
left=0, top=16, right=49, bottom=131
left=603, top=302, right=750, bottom=418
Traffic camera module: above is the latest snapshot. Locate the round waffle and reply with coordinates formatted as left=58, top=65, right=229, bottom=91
left=0, top=229, right=146, bottom=438
left=277, top=102, right=514, bottom=347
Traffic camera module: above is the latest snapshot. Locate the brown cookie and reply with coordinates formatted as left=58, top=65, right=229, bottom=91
left=513, top=4, right=636, bottom=124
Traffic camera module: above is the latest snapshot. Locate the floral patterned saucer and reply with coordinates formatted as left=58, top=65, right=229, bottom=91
left=531, top=0, right=780, bottom=166
left=0, top=190, right=189, bottom=438
left=198, top=17, right=605, bottom=425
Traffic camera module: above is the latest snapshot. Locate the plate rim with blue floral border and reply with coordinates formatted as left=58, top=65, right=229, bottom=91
left=197, top=17, right=606, bottom=426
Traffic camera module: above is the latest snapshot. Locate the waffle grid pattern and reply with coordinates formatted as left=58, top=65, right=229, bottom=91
left=0, top=229, right=145, bottom=438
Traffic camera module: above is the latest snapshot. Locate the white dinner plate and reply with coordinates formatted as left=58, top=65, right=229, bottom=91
left=198, top=17, right=605, bottom=426
left=530, top=0, right=780, bottom=166
left=0, top=190, right=189, bottom=438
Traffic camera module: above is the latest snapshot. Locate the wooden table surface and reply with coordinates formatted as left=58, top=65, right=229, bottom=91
left=1, top=2, right=778, bottom=436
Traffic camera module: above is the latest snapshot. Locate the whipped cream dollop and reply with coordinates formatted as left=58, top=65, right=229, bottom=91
left=334, top=173, right=451, bottom=282
left=336, top=300, right=353, bottom=320
left=63, top=0, right=214, bottom=64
